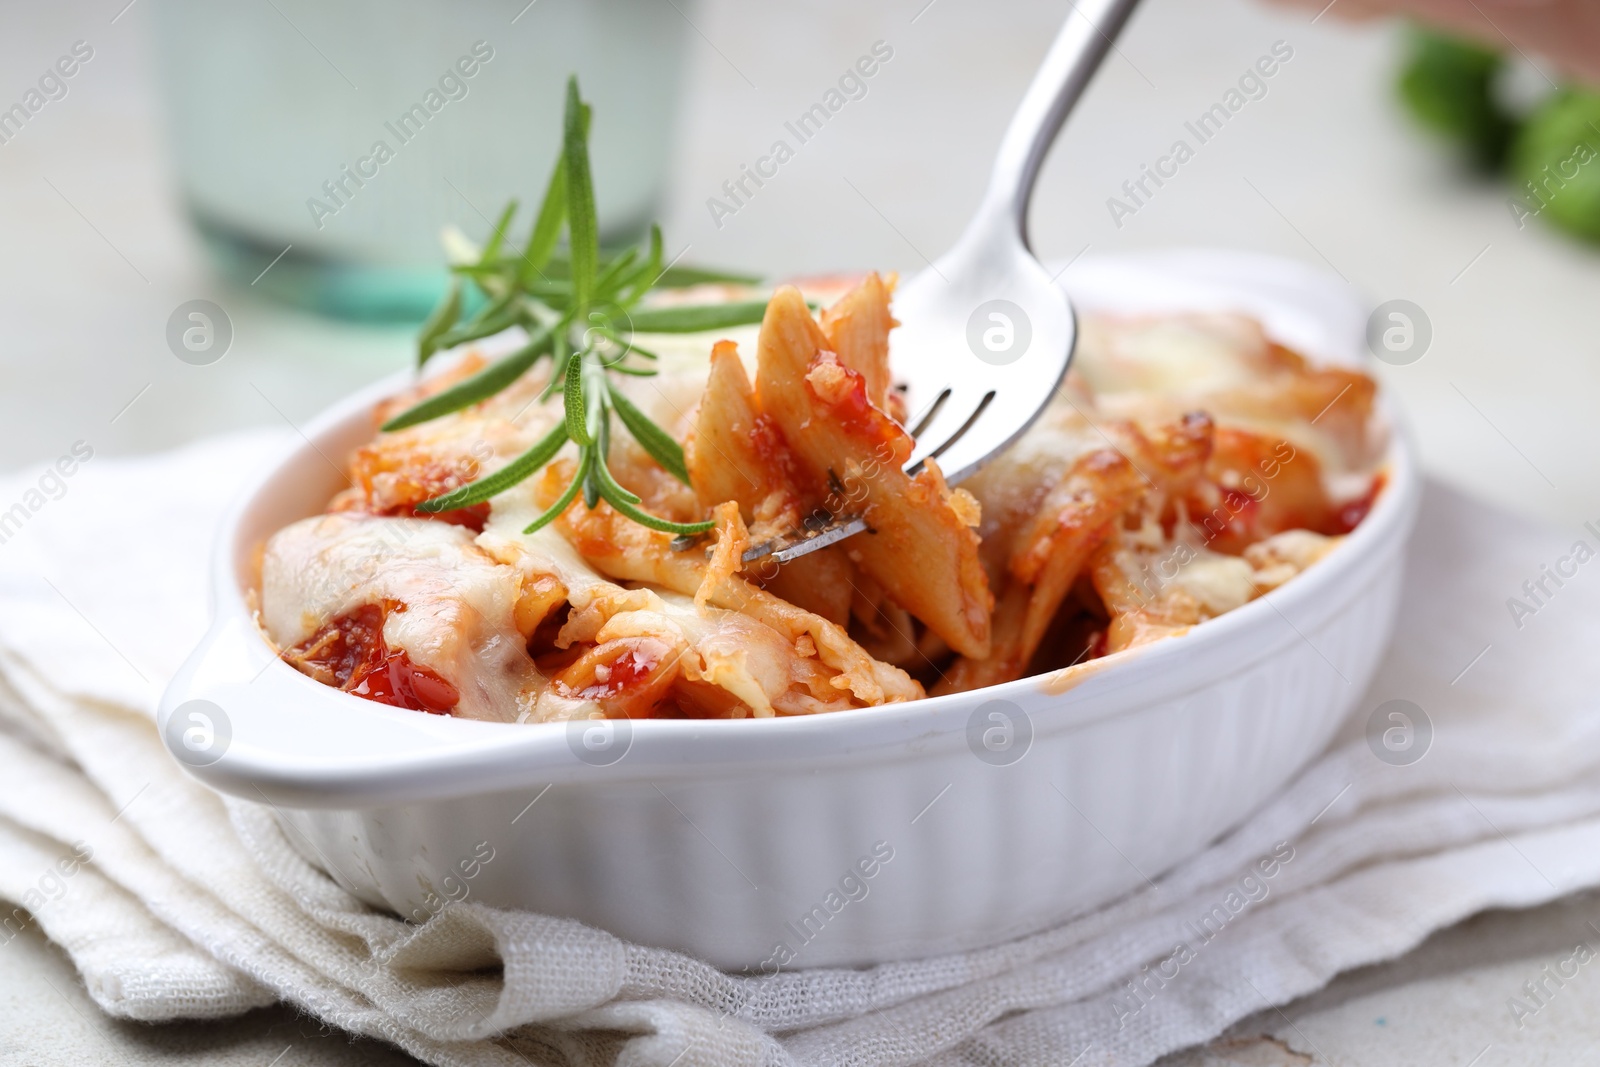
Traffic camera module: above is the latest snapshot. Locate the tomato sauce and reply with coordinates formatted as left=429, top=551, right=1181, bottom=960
left=347, top=451, right=492, bottom=532
left=562, top=647, right=657, bottom=703
left=1331, top=471, right=1386, bottom=535
left=403, top=502, right=490, bottom=532
left=286, top=602, right=460, bottom=714
left=807, top=359, right=904, bottom=454
left=1219, top=487, right=1262, bottom=528
left=747, top=411, right=801, bottom=484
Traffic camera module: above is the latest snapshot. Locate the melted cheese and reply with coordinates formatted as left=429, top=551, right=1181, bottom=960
left=1167, top=549, right=1256, bottom=616
left=260, top=514, right=539, bottom=722
left=1075, top=314, right=1268, bottom=396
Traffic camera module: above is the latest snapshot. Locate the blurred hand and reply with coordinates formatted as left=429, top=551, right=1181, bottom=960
left=1277, top=0, right=1600, bottom=83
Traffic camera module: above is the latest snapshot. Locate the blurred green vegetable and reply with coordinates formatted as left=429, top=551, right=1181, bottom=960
left=1395, top=26, right=1600, bottom=244
left=1510, top=90, right=1600, bottom=241
left=1396, top=26, right=1516, bottom=170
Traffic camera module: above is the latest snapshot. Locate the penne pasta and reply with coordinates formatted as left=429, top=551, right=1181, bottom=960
left=258, top=275, right=1384, bottom=721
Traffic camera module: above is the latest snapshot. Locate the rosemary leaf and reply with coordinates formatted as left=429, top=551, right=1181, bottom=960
left=582, top=356, right=608, bottom=443
left=596, top=335, right=658, bottom=364
left=585, top=379, right=611, bottom=510
left=449, top=261, right=505, bottom=279
left=582, top=419, right=603, bottom=510
left=436, top=290, right=524, bottom=349
left=481, top=199, right=519, bottom=263
left=589, top=447, right=644, bottom=506
left=416, top=420, right=569, bottom=512
left=580, top=364, right=609, bottom=514
left=382, top=323, right=556, bottom=432
left=612, top=338, right=659, bottom=361
left=599, top=475, right=713, bottom=535
left=626, top=300, right=770, bottom=334
left=541, top=329, right=572, bottom=402
left=617, top=226, right=663, bottom=304
left=522, top=138, right=571, bottom=283
left=610, top=383, right=689, bottom=484
left=523, top=280, right=575, bottom=303
left=563, top=78, right=599, bottom=316
left=523, top=449, right=592, bottom=535
left=654, top=263, right=762, bottom=288
left=417, top=278, right=464, bottom=367
left=595, top=247, right=640, bottom=295
left=402, top=75, right=731, bottom=539
left=535, top=252, right=755, bottom=291
left=563, top=352, right=591, bottom=446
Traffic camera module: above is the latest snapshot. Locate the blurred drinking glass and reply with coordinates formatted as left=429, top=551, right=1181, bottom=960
left=151, top=0, right=687, bottom=319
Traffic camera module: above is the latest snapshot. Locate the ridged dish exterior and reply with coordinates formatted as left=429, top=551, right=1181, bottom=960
left=275, top=508, right=1405, bottom=968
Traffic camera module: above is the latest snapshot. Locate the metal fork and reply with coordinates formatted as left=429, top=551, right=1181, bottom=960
left=745, top=0, right=1143, bottom=566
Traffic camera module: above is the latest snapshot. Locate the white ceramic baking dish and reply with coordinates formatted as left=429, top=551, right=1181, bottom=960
left=159, top=250, right=1420, bottom=970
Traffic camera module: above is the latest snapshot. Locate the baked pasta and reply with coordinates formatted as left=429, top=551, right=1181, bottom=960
left=258, top=274, right=1385, bottom=722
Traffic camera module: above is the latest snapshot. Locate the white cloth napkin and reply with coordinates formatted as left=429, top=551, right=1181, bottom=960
left=2, top=430, right=1599, bottom=1067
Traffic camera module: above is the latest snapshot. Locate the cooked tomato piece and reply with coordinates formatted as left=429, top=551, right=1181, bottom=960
left=283, top=602, right=460, bottom=714
left=1331, top=471, right=1386, bottom=534
left=551, top=636, right=679, bottom=718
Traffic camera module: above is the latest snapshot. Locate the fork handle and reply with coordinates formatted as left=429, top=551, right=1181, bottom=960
left=975, top=0, right=1143, bottom=245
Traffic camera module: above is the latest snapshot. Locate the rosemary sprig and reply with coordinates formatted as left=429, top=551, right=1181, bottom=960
left=394, top=76, right=766, bottom=536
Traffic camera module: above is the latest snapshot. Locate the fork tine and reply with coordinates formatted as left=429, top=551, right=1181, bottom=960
left=741, top=514, right=869, bottom=565
left=908, top=390, right=995, bottom=476
left=903, top=389, right=994, bottom=476
left=905, top=386, right=952, bottom=440
left=771, top=515, right=869, bottom=563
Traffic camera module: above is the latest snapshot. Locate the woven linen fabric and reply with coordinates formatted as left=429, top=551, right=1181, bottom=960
left=1, top=430, right=1598, bottom=1066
